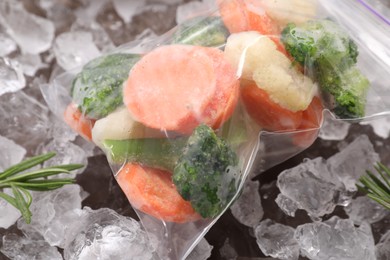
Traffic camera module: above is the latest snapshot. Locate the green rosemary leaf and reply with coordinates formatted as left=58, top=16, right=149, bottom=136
left=0, top=168, right=71, bottom=183
left=0, top=152, right=56, bottom=180
left=0, top=191, right=18, bottom=208
left=11, top=185, right=32, bottom=224
left=8, top=179, right=76, bottom=191
left=357, top=162, right=390, bottom=211
left=46, top=164, right=84, bottom=171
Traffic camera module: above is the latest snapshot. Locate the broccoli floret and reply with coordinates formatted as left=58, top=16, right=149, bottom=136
left=71, top=53, right=140, bottom=119
left=173, top=125, right=239, bottom=218
left=281, top=19, right=369, bottom=119
left=103, top=125, right=240, bottom=218
left=171, top=16, right=230, bottom=48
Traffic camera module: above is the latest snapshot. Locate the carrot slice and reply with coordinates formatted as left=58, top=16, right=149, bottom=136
left=124, top=45, right=239, bottom=134
left=218, top=0, right=279, bottom=35
left=241, top=82, right=303, bottom=131
left=116, top=163, right=201, bottom=223
left=218, top=0, right=287, bottom=54
left=64, top=103, right=95, bottom=141
left=292, top=97, right=324, bottom=147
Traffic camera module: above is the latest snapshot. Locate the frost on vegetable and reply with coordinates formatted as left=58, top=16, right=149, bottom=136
left=224, top=31, right=317, bottom=112
left=171, top=16, right=230, bottom=48
left=281, top=19, right=370, bottom=119
left=173, top=125, right=239, bottom=218
left=71, top=53, right=140, bottom=119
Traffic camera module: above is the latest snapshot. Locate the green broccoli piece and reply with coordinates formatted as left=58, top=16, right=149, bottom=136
left=281, top=19, right=369, bottom=119
left=171, top=16, right=230, bottom=48
left=173, top=125, right=239, bottom=218
left=71, top=53, right=140, bottom=119
left=103, top=125, right=239, bottom=218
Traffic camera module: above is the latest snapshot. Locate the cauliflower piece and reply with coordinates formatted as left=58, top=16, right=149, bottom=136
left=262, top=0, right=318, bottom=27
left=224, top=31, right=317, bottom=112
left=92, top=107, right=164, bottom=149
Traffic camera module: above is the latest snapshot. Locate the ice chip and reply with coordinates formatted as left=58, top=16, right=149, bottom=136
left=71, top=19, right=115, bottom=52
left=0, top=57, right=26, bottom=96
left=295, top=216, right=376, bottom=260
left=327, top=134, right=380, bottom=192
left=318, top=112, right=351, bottom=141
left=53, top=31, right=101, bottom=71
left=0, top=0, right=54, bottom=54
left=219, top=238, right=238, bottom=260
left=186, top=238, right=213, bottom=260
left=254, top=219, right=299, bottom=260
left=0, top=189, right=22, bottom=229
left=376, top=230, right=390, bottom=260
left=14, top=53, right=47, bottom=77
left=64, top=207, right=156, bottom=260
left=344, top=196, right=389, bottom=225
left=361, top=116, right=390, bottom=139
left=0, top=233, right=62, bottom=260
left=231, top=180, right=264, bottom=227
left=0, top=29, right=17, bottom=57
left=17, top=184, right=83, bottom=248
left=275, top=194, right=299, bottom=218
left=276, top=157, right=344, bottom=220
left=0, top=91, right=49, bottom=154
left=112, top=0, right=147, bottom=23
left=40, top=140, right=87, bottom=177
left=0, top=135, right=26, bottom=171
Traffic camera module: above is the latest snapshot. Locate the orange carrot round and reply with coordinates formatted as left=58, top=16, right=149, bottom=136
left=64, top=103, right=95, bottom=141
left=124, top=45, right=239, bottom=134
left=292, top=97, right=324, bottom=147
left=116, top=163, right=201, bottom=223
left=218, top=0, right=287, bottom=54
left=241, top=82, right=303, bottom=131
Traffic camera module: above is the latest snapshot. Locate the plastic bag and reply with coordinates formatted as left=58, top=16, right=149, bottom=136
left=41, top=0, right=390, bottom=258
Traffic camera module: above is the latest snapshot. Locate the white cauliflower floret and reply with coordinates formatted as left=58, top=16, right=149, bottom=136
left=92, top=107, right=164, bottom=149
left=262, top=0, right=318, bottom=27
left=224, top=31, right=317, bottom=112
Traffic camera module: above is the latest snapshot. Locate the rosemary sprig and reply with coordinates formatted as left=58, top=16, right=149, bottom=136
left=357, top=162, right=390, bottom=210
left=0, top=152, right=83, bottom=223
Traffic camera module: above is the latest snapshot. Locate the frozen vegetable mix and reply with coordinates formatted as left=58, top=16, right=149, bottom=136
left=46, top=0, right=390, bottom=259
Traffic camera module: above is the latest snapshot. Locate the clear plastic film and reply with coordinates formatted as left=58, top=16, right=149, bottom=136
left=41, top=0, right=390, bottom=259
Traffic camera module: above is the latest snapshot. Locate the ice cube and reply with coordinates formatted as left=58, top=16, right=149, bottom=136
left=219, top=238, right=238, bottom=260
left=0, top=57, right=26, bottom=96
left=75, top=0, right=110, bottom=22
left=0, top=0, right=54, bottom=54
left=47, top=113, right=78, bottom=143
left=276, top=157, right=345, bottom=220
left=53, top=31, right=101, bottom=71
left=14, top=53, right=47, bottom=77
left=318, top=113, right=351, bottom=141
left=295, top=216, right=376, bottom=260
left=361, top=116, right=390, bottom=139
left=64, top=207, right=156, bottom=260
left=254, top=219, right=299, bottom=260
left=327, top=135, right=380, bottom=192
left=0, top=233, right=62, bottom=260
left=344, top=196, right=389, bottom=225
left=231, top=180, right=264, bottom=227
left=71, top=19, right=115, bottom=52
left=0, top=188, right=22, bottom=229
left=37, top=0, right=76, bottom=32
left=17, top=184, right=83, bottom=248
left=376, top=230, right=390, bottom=260
left=0, top=27, right=17, bottom=57
left=0, top=91, right=49, bottom=154
left=186, top=238, right=213, bottom=260
left=0, top=135, right=26, bottom=171
left=40, top=140, right=87, bottom=177
left=112, top=0, right=147, bottom=23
